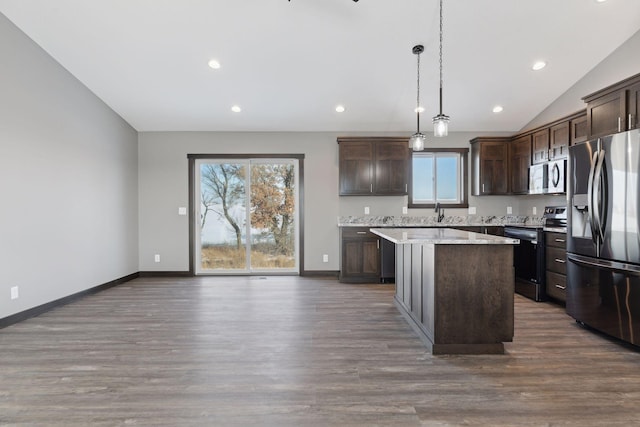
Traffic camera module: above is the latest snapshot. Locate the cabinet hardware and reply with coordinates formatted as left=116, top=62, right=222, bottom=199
left=554, top=238, right=565, bottom=243
left=356, top=231, right=367, bottom=234
left=377, top=240, right=380, bottom=249
left=618, top=116, right=622, bottom=132
left=405, top=183, right=408, bottom=192
left=554, top=258, right=566, bottom=264
left=630, top=114, right=634, bottom=130
left=482, top=184, right=485, bottom=193
left=555, top=284, right=566, bottom=290
left=370, top=184, right=373, bottom=193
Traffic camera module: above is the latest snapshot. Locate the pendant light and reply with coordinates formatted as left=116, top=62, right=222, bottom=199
left=409, top=44, right=426, bottom=152
left=432, top=0, right=450, bottom=137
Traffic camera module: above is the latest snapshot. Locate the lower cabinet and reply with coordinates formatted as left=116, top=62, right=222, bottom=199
left=545, top=232, right=567, bottom=302
left=340, top=227, right=380, bottom=283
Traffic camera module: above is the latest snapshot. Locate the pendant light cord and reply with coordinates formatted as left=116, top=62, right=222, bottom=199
left=438, top=0, right=443, bottom=115
left=416, top=52, right=421, bottom=133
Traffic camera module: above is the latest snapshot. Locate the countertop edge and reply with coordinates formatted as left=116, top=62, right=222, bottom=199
left=370, top=228, right=520, bottom=245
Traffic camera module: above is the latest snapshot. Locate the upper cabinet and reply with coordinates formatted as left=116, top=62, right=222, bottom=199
left=338, top=137, right=409, bottom=196
left=532, top=128, right=550, bottom=164
left=549, top=121, right=570, bottom=159
left=570, top=112, right=588, bottom=145
left=470, top=137, right=510, bottom=195
left=510, top=135, right=531, bottom=194
left=583, top=72, right=640, bottom=138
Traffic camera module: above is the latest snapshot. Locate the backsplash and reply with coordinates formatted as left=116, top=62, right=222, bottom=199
left=338, top=215, right=544, bottom=227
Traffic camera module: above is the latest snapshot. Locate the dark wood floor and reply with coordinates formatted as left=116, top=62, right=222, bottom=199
left=1, top=276, right=640, bottom=426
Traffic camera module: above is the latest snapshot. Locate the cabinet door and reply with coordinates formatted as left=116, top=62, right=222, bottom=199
left=628, top=82, right=640, bottom=130
left=375, top=141, right=409, bottom=195
left=341, top=239, right=380, bottom=282
left=480, top=142, right=509, bottom=194
left=570, top=114, right=588, bottom=145
left=532, top=129, right=550, bottom=164
left=510, top=135, right=531, bottom=194
left=549, top=121, right=570, bottom=159
left=339, top=142, right=373, bottom=195
left=587, top=90, right=626, bottom=138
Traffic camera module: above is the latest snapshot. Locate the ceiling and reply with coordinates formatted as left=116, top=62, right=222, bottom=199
left=2, top=0, right=640, bottom=133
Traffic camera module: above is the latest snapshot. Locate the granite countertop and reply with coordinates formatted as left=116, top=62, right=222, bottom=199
left=370, top=227, right=520, bottom=245
left=338, top=215, right=543, bottom=228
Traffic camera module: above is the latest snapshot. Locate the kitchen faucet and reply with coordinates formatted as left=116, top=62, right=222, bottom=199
left=435, top=203, right=445, bottom=223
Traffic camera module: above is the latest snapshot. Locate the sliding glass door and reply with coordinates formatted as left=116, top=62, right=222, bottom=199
left=194, top=158, right=299, bottom=274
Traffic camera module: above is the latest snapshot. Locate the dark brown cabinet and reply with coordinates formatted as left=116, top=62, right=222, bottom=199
left=570, top=113, right=588, bottom=145
left=339, top=227, right=380, bottom=283
left=628, top=81, right=640, bottom=130
left=338, top=138, right=409, bottom=196
left=583, top=72, right=640, bottom=138
left=470, top=137, right=510, bottom=195
left=532, top=129, right=550, bottom=164
left=509, top=135, right=531, bottom=194
left=545, top=231, right=567, bottom=302
left=549, top=121, right=570, bottom=159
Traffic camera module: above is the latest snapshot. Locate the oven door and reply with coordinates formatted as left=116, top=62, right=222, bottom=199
left=504, top=227, right=546, bottom=301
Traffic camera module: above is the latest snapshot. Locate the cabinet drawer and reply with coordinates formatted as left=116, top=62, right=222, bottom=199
left=546, top=232, right=567, bottom=248
left=546, top=247, right=567, bottom=275
left=341, top=227, right=376, bottom=238
left=546, top=271, right=566, bottom=302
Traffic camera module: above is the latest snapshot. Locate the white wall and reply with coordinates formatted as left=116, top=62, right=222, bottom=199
left=0, top=14, right=138, bottom=319
left=523, top=29, right=640, bottom=131
left=138, top=132, right=341, bottom=272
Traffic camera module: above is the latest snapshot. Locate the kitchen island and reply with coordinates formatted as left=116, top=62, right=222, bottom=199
left=370, top=228, right=519, bottom=355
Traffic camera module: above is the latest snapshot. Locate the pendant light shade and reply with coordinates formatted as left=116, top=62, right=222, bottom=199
left=433, top=0, right=450, bottom=137
left=409, top=44, right=425, bottom=151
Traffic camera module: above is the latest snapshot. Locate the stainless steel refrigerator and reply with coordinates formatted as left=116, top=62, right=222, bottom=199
left=567, top=129, right=640, bottom=346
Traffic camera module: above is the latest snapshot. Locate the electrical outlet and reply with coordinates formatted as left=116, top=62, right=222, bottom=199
left=402, top=207, right=408, bottom=215
left=323, top=254, right=329, bottom=263
left=468, top=207, right=477, bottom=215
left=532, top=207, right=537, bottom=215
left=507, top=206, right=513, bottom=215
left=10, top=286, right=18, bottom=300
left=154, top=254, right=160, bottom=263
left=364, top=206, right=370, bottom=215
left=178, top=207, right=187, bottom=216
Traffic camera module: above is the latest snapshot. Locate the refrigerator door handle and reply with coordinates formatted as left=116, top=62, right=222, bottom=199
left=594, top=149, right=606, bottom=243
left=568, top=253, right=640, bottom=276
left=587, top=150, right=599, bottom=245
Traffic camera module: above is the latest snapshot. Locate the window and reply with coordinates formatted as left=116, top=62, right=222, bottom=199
left=409, top=148, right=468, bottom=208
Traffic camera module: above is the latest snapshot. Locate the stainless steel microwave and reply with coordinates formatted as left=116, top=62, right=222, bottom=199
left=547, top=159, right=566, bottom=194
left=529, top=163, right=548, bottom=194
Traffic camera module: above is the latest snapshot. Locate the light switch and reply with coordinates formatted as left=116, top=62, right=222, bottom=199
left=402, top=207, right=408, bottom=215
left=468, top=207, right=476, bottom=215
left=178, top=207, right=187, bottom=216
left=507, top=206, right=513, bottom=214
left=532, top=207, right=537, bottom=215
left=364, top=206, right=370, bottom=215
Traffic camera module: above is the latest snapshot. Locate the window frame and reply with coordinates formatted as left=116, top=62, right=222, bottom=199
left=408, top=147, right=469, bottom=209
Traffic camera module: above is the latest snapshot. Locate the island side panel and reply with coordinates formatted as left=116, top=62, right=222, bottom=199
left=395, top=243, right=404, bottom=303
left=422, top=243, right=436, bottom=338
left=433, top=245, right=514, bottom=345
left=410, top=243, right=423, bottom=323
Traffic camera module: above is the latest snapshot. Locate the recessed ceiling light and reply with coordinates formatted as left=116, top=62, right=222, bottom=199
left=532, top=61, right=547, bottom=71
left=493, top=105, right=504, bottom=113
left=414, top=106, right=425, bottom=113
left=596, top=0, right=607, bottom=3
left=335, top=105, right=346, bottom=113
left=231, top=105, right=241, bottom=113
left=208, top=59, right=221, bottom=69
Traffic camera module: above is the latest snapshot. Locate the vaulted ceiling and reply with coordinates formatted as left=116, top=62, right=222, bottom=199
left=2, top=0, right=640, bottom=132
